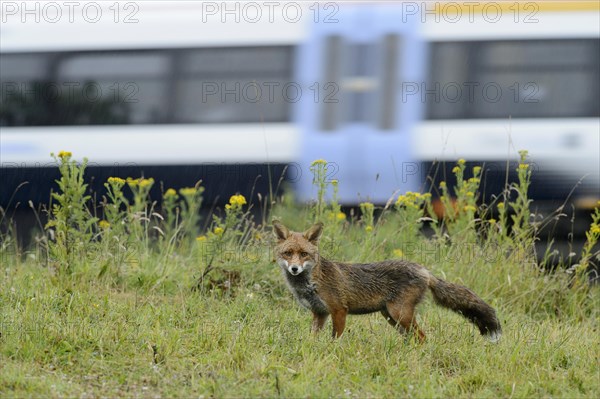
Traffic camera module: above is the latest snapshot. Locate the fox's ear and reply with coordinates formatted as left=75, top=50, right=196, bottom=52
left=272, top=220, right=290, bottom=241
left=303, top=222, right=323, bottom=244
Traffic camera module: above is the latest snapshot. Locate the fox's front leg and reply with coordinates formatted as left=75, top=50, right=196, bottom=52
left=331, top=309, right=348, bottom=338
left=311, top=312, right=329, bottom=334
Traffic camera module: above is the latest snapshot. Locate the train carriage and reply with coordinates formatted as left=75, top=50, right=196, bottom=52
left=1, top=1, right=598, bottom=211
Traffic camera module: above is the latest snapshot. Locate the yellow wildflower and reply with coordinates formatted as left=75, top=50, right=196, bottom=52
left=395, top=191, right=425, bottom=209
left=396, top=195, right=407, bottom=207
left=466, top=192, right=474, bottom=198
left=468, top=177, right=480, bottom=184
left=311, top=159, right=327, bottom=166
left=463, top=205, right=476, bottom=212
left=196, top=235, right=207, bottom=242
left=336, top=212, right=346, bottom=221
left=591, top=224, right=600, bottom=235
left=497, top=202, right=505, bottom=209
left=214, top=227, right=224, bottom=236
left=488, top=219, right=497, bottom=225
left=452, top=166, right=460, bottom=174
left=393, top=249, right=404, bottom=258
left=473, top=166, right=482, bottom=175
left=439, top=181, right=447, bottom=189
left=360, top=202, right=374, bottom=211
left=179, top=187, right=197, bottom=196
left=229, top=194, right=247, bottom=207
left=99, top=220, right=110, bottom=230
left=518, top=163, right=529, bottom=170
left=126, top=177, right=139, bottom=187
left=458, top=158, right=466, bottom=165
left=331, top=179, right=339, bottom=186
left=139, top=178, right=154, bottom=188
left=57, top=151, right=72, bottom=159
left=108, top=177, right=126, bottom=185
left=365, top=226, right=373, bottom=233
left=164, top=188, right=177, bottom=198
left=518, top=150, right=529, bottom=160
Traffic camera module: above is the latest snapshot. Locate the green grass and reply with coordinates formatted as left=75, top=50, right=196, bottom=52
left=1, top=259, right=598, bottom=398
left=1, top=153, right=599, bottom=398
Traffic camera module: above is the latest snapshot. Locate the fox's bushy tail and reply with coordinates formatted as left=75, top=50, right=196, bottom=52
left=428, top=276, right=502, bottom=342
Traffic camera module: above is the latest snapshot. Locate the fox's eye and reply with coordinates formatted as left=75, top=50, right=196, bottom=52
left=283, top=250, right=293, bottom=257
left=300, top=252, right=309, bottom=258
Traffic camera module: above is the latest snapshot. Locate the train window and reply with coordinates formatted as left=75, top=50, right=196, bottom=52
left=57, top=53, right=171, bottom=125
left=59, top=53, right=169, bottom=78
left=343, top=42, right=376, bottom=124
left=321, top=37, right=379, bottom=131
left=174, top=47, right=292, bottom=123
left=321, top=35, right=343, bottom=131
left=320, top=35, right=402, bottom=132
left=474, top=70, right=595, bottom=118
left=482, top=41, right=593, bottom=68
left=1, top=54, right=57, bottom=126
left=1, top=54, right=52, bottom=80
left=426, top=39, right=600, bottom=119
left=174, top=78, right=290, bottom=123
left=378, top=34, right=400, bottom=130
left=181, top=47, right=289, bottom=75
left=0, top=46, right=293, bottom=127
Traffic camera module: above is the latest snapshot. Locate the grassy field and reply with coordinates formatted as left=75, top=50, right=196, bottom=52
left=1, top=153, right=599, bottom=398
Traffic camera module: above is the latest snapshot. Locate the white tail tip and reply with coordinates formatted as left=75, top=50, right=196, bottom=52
left=486, top=331, right=502, bottom=343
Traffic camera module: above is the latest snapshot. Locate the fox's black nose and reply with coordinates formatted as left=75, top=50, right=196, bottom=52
left=291, top=266, right=299, bottom=273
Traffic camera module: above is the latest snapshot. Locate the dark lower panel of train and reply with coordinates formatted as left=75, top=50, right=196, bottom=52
left=421, top=161, right=597, bottom=206
left=1, top=161, right=597, bottom=271
left=422, top=160, right=598, bottom=274
left=1, top=163, right=289, bottom=247
left=3, top=160, right=594, bottom=209
left=423, top=160, right=596, bottom=235
left=1, top=163, right=290, bottom=208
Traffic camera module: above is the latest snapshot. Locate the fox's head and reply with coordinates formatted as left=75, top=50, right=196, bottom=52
left=272, top=220, right=323, bottom=276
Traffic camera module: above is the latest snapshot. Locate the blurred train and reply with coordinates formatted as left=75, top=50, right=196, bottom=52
left=1, top=1, right=599, bottom=213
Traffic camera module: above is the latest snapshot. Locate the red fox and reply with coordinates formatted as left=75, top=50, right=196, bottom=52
left=273, top=221, right=502, bottom=343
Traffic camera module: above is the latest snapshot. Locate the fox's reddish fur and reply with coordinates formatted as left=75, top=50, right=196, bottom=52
left=273, top=221, right=502, bottom=342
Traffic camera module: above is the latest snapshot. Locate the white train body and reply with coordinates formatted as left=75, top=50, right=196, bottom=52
left=1, top=1, right=598, bottom=205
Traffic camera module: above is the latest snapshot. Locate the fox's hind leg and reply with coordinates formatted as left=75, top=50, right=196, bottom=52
left=380, top=309, right=400, bottom=329
left=385, top=302, right=426, bottom=343
left=385, top=287, right=427, bottom=343
left=311, top=312, right=329, bottom=333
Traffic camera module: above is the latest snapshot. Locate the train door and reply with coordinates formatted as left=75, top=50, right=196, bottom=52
left=295, top=5, right=425, bottom=204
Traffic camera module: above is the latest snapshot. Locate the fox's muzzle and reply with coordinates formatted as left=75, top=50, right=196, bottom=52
left=278, top=259, right=312, bottom=276
left=289, top=264, right=302, bottom=275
